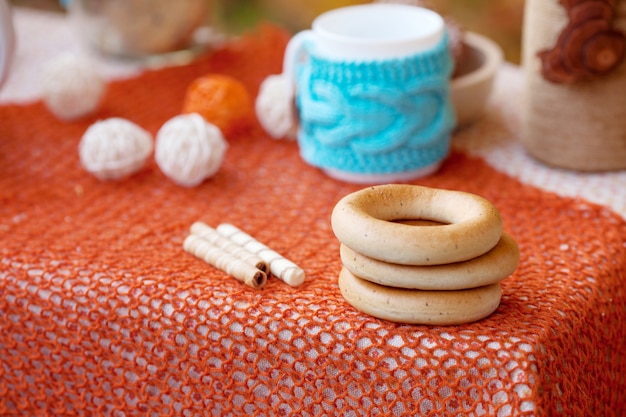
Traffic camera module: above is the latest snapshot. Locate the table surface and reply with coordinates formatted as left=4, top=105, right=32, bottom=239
left=1, top=7, right=625, bottom=417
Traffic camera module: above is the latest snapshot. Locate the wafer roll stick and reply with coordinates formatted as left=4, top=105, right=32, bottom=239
left=183, top=234, right=267, bottom=289
left=216, top=223, right=305, bottom=287
left=190, top=221, right=269, bottom=273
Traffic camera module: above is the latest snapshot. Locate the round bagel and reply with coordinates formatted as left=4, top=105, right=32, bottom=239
left=331, top=184, right=503, bottom=265
left=340, top=233, right=519, bottom=290
left=338, top=267, right=502, bottom=325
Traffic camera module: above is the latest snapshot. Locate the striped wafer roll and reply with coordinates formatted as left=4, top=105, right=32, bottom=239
left=216, top=223, right=305, bottom=287
left=190, top=221, right=269, bottom=273
left=183, top=234, right=267, bottom=289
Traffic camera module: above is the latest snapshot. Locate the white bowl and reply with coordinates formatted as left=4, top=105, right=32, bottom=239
left=451, top=31, right=503, bottom=128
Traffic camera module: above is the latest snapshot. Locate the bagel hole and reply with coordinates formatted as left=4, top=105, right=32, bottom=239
left=393, top=219, right=448, bottom=226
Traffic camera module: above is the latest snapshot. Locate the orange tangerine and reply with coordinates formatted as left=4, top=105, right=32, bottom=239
left=182, top=74, right=252, bottom=136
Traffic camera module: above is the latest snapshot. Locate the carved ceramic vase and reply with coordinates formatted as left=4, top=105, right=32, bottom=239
left=521, top=0, right=626, bottom=171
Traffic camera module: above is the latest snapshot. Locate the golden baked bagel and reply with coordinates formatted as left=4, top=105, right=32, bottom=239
left=338, top=267, right=502, bottom=325
left=340, top=232, right=519, bottom=290
left=331, top=184, right=503, bottom=265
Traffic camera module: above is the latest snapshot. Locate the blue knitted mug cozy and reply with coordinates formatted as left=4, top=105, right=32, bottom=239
left=295, top=33, right=455, bottom=177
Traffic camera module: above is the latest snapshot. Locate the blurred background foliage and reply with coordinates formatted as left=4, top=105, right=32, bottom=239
left=10, top=0, right=525, bottom=63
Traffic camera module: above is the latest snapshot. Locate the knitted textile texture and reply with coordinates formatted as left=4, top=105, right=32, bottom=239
left=155, top=113, right=228, bottom=187
left=40, top=53, right=106, bottom=121
left=79, top=117, right=154, bottom=180
left=1, top=25, right=625, bottom=417
left=296, top=33, right=455, bottom=175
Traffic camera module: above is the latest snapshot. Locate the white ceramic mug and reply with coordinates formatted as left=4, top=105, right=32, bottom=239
left=284, top=4, right=445, bottom=89
left=282, top=4, right=455, bottom=184
left=0, top=0, right=14, bottom=89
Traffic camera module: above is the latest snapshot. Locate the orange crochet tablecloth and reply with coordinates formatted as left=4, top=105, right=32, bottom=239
left=1, top=25, right=626, bottom=417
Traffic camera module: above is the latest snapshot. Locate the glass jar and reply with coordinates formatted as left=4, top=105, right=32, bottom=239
left=0, top=0, right=15, bottom=88
left=67, top=0, right=214, bottom=61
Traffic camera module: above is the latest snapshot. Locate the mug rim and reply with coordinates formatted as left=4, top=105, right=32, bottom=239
left=311, top=3, right=444, bottom=47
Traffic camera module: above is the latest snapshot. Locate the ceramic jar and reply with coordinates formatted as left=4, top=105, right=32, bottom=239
left=521, top=0, right=626, bottom=171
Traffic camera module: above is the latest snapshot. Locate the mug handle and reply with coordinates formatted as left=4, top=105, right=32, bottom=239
left=282, top=29, right=315, bottom=98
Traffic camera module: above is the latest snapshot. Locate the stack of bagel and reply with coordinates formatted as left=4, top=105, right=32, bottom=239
left=331, top=184, right=519, bottom=326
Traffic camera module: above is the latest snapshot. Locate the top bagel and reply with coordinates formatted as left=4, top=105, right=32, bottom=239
left=331, top=184, right=503, bottom=265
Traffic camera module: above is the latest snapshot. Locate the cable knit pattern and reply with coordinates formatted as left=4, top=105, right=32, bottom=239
left=296, top=34, right=455, bottom=175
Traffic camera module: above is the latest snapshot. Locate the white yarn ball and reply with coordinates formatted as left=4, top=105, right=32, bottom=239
left=41, top=53, right=106, bottom=120
left=255, top=74, right=297, bottom=140
left=155, top=113, right=228, bottom=187
left=79, top=118, right=154, bottom=180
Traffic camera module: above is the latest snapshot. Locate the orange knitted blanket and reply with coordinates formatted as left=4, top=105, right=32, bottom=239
left=1, top=25, right=625, bottom=416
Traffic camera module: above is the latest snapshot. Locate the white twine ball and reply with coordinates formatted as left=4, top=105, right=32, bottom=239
left=41, top=53, right=106, bottom=120
left=255, top=74, right=297, bottom=140
left=79, top=118, right=154, bottom=180
left=155, top=113, right=228, bottom=187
